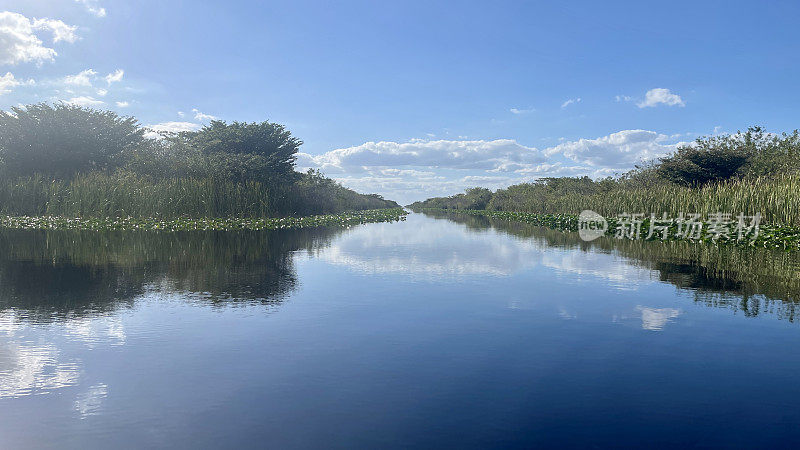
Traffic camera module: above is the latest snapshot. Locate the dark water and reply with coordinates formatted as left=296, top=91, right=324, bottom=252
left=1, top=212, right=800, bottom=449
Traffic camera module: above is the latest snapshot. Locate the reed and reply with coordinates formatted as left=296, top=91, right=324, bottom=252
left=471, top=175, right=800, bottom=227
left=0, top=172, right=398, bottom=219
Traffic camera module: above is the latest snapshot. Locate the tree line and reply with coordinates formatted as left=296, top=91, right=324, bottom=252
left=0, top=103, right=398, bottom=217
left=409, top=127, right=800, bottom=226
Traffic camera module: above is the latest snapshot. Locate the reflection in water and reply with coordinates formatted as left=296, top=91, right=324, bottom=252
left=74, top=383, right=108, bottom=419
left=2, top=213, right=800, bottom=447
left=0, top=227, right=343, bottom=318
left=319, top=217, right=656, bottom=289
left=0, top=336, right=81, bottom=399
left=0, top=227, right=343, bottom=399
left=637, top=306, right=682, bottom=331
left=422, top=210, right=800, bottom=322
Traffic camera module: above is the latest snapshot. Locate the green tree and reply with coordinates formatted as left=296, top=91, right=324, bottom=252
left=657, top=127, right=764, bottom=186
left=0, top=103, right=144, bottom=179
left=185, top=120, right=301, bottom=185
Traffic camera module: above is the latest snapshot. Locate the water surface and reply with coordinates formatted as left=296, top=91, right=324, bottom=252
left=1, top=212, right=799, bottom=448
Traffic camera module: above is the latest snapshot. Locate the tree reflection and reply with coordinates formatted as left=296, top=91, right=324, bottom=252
left=424, top=210, right=800, bottom=321
left=0, top=227, right=342, bottom=321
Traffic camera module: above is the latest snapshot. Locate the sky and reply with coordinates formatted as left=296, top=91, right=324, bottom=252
left=1, top=0, right=799, bottom=204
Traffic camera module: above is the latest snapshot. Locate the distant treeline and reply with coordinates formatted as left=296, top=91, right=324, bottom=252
left=0, top=103, right=398, bottom=218
left=409, top=127, right=800, bottom=226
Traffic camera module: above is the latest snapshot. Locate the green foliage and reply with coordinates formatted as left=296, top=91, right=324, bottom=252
left=411, top=175, right=800, bottom=227
left=656, top=126, right=800, bottom=186
left=411, top=127, right=800, bottom=227
left=657, top=128, right=758, bottom=186
left=742, top=130, right=800, bottom=177
left=414, top=186, right=493, bottom=210
left=285, top=169, right=399, bottom=215
left=0, top=171, right=399, bottom=218
left=0, top=103, right=144, bottom=179
left=184, top=120, right=301, bottom=185
left=0, top=103, right=399, bottom=219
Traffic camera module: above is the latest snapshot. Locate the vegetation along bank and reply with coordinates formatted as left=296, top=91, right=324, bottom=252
left=0, top=103, right=399, bottom=222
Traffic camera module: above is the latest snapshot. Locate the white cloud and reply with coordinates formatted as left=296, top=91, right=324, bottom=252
left=509, top=107, right=534, bottom=114
left=33, top=18, right=78, bottom=43
left=144, top=121, right=201, bottom=138
left=544, top=129, right=685, bottom=168
left=561, top=97, right=581, bottom=109
left=0, top=72, right=34, bottom=95
left=637, top=88, right=685, bottom=108
left=299, top=129, right=692, bottom=204
left=104, top=69, right=123, bottom=85
left=615, top=95, right=632, bottom=102
left=299, top=139, right=545, bottom=173
left=115, top=101, right=129, bottom=107
left=0, top=12, right=78, bottom=65
left=63, top=68, right=97, bottom=86
left=66, top=95, right=104, bottom=107
left=96, top=88, right=107, bottom=96
left=192, top=108, right=217, bottom=121
left=75, top=0, right=107, bottom=18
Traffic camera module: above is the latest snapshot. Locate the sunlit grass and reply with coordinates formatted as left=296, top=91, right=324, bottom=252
left=483, top=175, right=800, bottom=227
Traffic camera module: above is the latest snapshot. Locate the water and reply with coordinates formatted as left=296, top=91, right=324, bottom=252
left=1, top=212, right=799, bottom=449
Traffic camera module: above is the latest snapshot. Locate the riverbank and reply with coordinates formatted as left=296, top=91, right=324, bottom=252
left=413, top=208, right=800, bottom=251
left=0, top=208, right=407, bottom=232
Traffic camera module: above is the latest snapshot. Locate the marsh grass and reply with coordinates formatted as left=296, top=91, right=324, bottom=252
left=0, top=173, right=273, bottom=218
left=482, top=175, right=800, bottom=227
left=418, top=208, right=800, bottom=251
left=0, top=172, right=398, bottom=218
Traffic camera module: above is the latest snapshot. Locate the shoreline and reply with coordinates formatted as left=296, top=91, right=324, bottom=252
left=413, top=208, right=800, bottom=252
left=0, top=208, right=408, bottom=232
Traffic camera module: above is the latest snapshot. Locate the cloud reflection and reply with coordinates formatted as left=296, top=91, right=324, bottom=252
left=319, top=215, right=659, bottom=289
left=637, top=306, right=682, bottom=331
left=0, top=338, right=81, bottom=398
left=0, top=310, right=122, bottom=399
left=74, top=383, right=108, bottom=419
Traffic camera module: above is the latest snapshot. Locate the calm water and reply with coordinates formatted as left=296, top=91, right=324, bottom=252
left=2, top=212, right=800, bottom=449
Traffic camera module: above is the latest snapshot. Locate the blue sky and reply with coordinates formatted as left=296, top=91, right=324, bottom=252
left=1, top=1, right=799, bottom=203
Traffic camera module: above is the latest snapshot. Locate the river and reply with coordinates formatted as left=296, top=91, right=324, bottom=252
left=1, top=211, right=799, bottom=448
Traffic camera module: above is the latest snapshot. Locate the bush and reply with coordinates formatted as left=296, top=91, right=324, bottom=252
left=656, top=126, right=800, bottom=186
left=0, top=103, right=144, bottom=179
left=184, top=120, right=302, bottom=186
left=0, top=103, right=400, bottom=218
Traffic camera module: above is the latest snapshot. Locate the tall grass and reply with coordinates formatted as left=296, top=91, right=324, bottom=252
left=485, top=175, right=800, bottom=226
left=0, top=172, right=274, bottom=218
left=0, top=172, right=392, bottom=219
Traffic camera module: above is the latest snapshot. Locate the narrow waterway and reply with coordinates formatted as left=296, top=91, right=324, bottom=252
left=1, top=212, right=799, bottom=448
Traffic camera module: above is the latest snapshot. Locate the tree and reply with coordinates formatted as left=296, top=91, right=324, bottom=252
left=463, top=187, right=493, bottom=209
left=742, top=129, right=800, bottom=177
left=656, top=127, right=763, bottom=186
left=0, top=103, right=144, bottom=179
left=185, top=120, right=301, bottom=185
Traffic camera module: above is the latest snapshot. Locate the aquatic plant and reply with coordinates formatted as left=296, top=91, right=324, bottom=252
left=417, top=208, right=800, bottom=252
left=410, top=175, right=800, bottom=227
left=0, top=208, right=407, bottom=232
